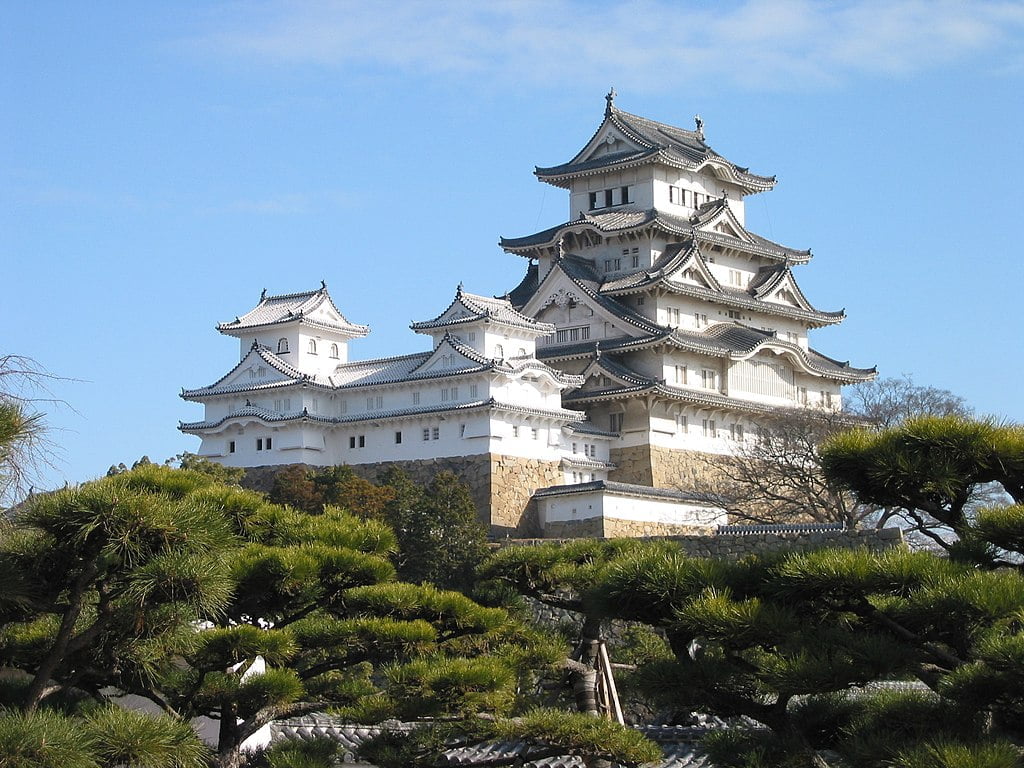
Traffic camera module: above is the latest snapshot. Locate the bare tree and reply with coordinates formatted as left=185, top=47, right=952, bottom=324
left=0, top=354, right=67, bottom=507
left=700, top=410, right=872, bottom=527
left=695, top=376, right=976, bottom=534
left=845, top=373, right=971, bottom=427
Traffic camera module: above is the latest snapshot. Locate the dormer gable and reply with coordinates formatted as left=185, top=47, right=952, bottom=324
left=749, top=266, right=818, bottom=312
left=410, top=334, right=492, bottom=376
left=182, top=343, right=304, bottom=400
left=663, top=245, right=723, bottom=292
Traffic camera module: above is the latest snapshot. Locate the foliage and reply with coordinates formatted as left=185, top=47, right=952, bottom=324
left=167, top=451, right=246, bottom=485
left=484, top=517, right=1024, bottom=767
left=0, top=354, right=67, bottom=508
left=821, top=415, right=1024, bottom=555
left=379, top=468, right=489, bottom=591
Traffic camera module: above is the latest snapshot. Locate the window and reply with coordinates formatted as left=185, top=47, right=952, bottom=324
left=349, top=436, right=357, bottom=449
left=727, top=310, right=742, bottom=320
left=274, top=398, right=291, bottom=412
left=256, top=438, right=263, bottom=451
left=702, top=419, right=716, bottom=437
left=469, top=384, right=478, bottom=398
left=631, top=252, right=640, bottom=268
left=459, top=424, right=466, bottom=437
left=228, top=440, right=236, bottom=453
left=572, top=442, right=578, bottom=454
left=676, top=414, right=688, bottom=433
left=308, top=339, right=317, bottom=354
left=277, top=338, right=289, bottom=354
left=339, top=399, right=348, bottom=414
left=603, top=258, right=621, bottom=272
left=636, top=297, right=644, bottom=306
left=494, top=344, right=504, bottom=358
left=730, top=423, right=744, bottom=440
left=701, top=369, right=718, bottom=390
left=468, top=331, right=476, bottom=341
left=610, top=412, right=624, bottom=432
left=728, top=269, right=744, bottom=286
left=798, top=386, right=808, bottom=405
left=367, top=397, right=374, bottom=410
left=330, top=343, right=339, bottom=359
left=531, top=428, right=539, bottom=440
left=442, top=388, right=450, bottom=402
left=431, top=427, right=439, bottom=440
left=589, top=185, right=633, bottom=210
left=423, top=428, right=431, bottom=441
left=512, top=425, right=520, bottom=438
left=358, top=435, right=365, bottom=448
left=824, top=391, right=834, bottom=409
left=668, top=307, right=681, bottom=325
left=395, top=431, right=403, bottom=444
left=311, top=398, right=319, bottom=414
left=412, top=391, right=420, bottom=405
left=674, top=365, right=687, bottom=385
left=555, top=326, right=590, bottom=343
left=694, top=312, right=708, bottom=328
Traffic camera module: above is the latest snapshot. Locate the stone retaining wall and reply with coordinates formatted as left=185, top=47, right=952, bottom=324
left=609, top=444, right=729, bottom=492
left=544, top=517, right=717, bottom=539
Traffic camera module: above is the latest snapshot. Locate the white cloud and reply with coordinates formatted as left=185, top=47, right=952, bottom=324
left=181, top=0, right=1024, bottom=91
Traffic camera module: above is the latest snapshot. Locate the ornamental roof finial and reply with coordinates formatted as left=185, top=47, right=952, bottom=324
left=320, top=279, right=327, bottom=290
left=605, top=87, right=616, bottom=117
left=555, top=237, right=565, bottom=260
left=457, top=281, right=464, bottom=295
left=694, top=114, right=704, bottom=139
left=260, top=288, right=267, bottom=301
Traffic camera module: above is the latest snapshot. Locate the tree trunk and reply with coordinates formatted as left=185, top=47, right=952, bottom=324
left=23, top=561, right=98, bottom=713
left=569, top=616, right=602, bottom=716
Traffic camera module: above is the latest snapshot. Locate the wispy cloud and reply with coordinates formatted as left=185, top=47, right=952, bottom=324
left=181, top=0, right=1024, bottom=91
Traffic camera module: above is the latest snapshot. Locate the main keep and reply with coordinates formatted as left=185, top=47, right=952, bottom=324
left=181, top=94, right=874, bottom=537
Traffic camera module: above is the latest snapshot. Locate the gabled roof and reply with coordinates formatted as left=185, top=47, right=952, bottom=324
left=601, top=242, right=842, bottom=327
left=181, top=342, right=316, bottom=400
left=524, top=254, right=666, bottom=339
left=217, top=283, right=369, bottom=338
left=500, top=204, right=809, bottom=265
left=534, top=94, right=775, bottom=195
left=325, top=334, right=582, bottom=391
left=411, top=285, right=555, bottom=335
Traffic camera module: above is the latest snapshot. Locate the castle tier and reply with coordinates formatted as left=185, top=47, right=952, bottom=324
left=499, top=92, right=875, bottom=489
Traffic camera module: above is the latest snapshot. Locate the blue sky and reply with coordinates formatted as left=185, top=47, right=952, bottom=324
left=3, top=0, right=1024, bottom=491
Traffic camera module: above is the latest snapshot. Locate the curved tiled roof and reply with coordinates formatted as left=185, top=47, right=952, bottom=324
left=181, top=342, right=319, bottom=400
left=180, top=397, right=585, bottom=433
left=411, top=285, right=554, bottom=334
left=267, top=715, right=714, bottom=768
left=501, top=205, right=808, bottom=264
left=548, top=324, right=874, bottom=383
left=535, top=102, right=775, bottom=195
left=534, top=479, right=720, bottom=505
left=600, top=243, right=839, bottom=327
left=217, top=283, right=369, bottom=337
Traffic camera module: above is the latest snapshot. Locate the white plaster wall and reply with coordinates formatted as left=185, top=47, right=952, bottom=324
left=537, top=489, right=725, bottom=528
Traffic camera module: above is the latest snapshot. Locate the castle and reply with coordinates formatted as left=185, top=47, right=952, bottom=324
left=180, top=94, right=874, bottom=537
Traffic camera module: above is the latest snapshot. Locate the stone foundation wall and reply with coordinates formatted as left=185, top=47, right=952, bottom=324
left=609, top=444, right=730, bottom=493
left=239, top=455, right=562, bottom=538
left=603, top=518, right=717, bottom=538
left=543, top=518, right=605, bottom=539
left=608, top=444, right=654, bottom=486
left=489, top=456, right=564, bottom=538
